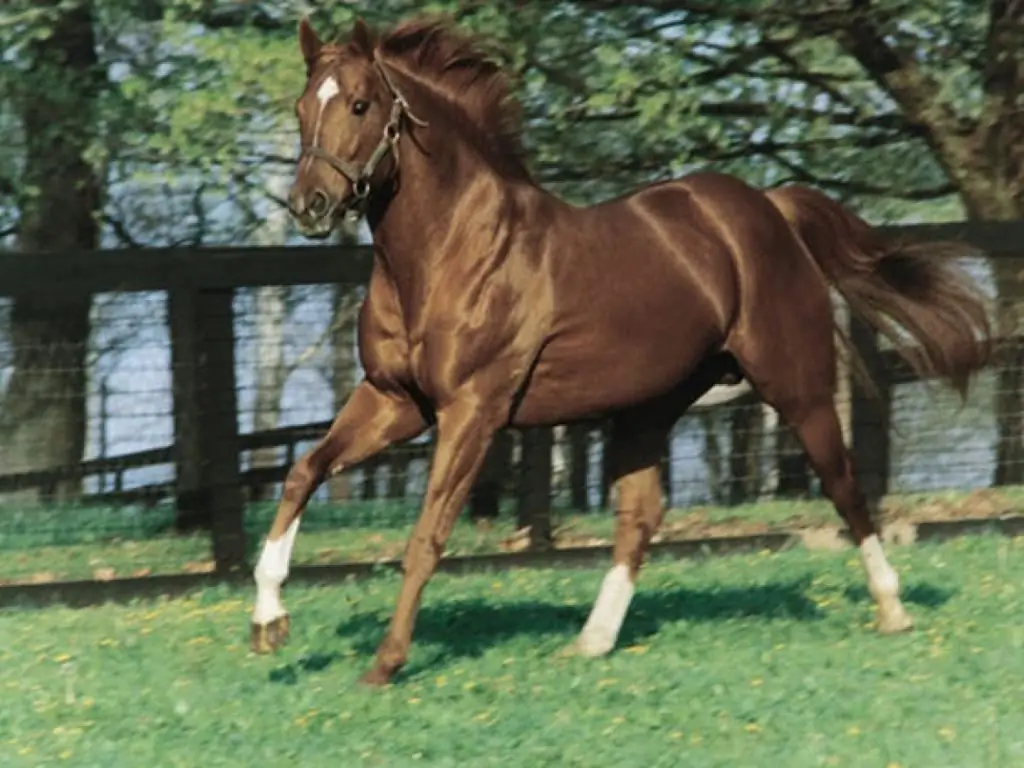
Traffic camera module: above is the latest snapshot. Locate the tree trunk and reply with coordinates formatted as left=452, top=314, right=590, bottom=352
left=0, top=1, right=102, bottom=503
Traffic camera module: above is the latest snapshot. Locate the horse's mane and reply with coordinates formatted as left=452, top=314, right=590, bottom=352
left=371, top=16, right=532, bottom=181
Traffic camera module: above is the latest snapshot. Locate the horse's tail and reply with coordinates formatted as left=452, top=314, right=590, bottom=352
left=765, top=184, right=992, bottom=399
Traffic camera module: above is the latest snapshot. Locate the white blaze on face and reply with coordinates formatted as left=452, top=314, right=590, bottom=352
left=252, top=517, right=301, bottom=625
left=316, top=75, right=340, bottom=105
left=303, top=75, right=341, bottom=172
left=575, top=564, right=636, bottom=657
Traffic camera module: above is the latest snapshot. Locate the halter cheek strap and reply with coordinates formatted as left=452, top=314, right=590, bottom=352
left=299, top=58, right=427, bottom=215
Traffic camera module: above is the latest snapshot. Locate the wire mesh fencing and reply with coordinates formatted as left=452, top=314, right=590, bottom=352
left=0, top=247, right=1018, bottom=585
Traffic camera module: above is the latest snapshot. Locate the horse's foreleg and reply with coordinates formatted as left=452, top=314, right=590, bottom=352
left=250, top=380, right=426, bottom=653
left=360, top=399, right=499, bottom=685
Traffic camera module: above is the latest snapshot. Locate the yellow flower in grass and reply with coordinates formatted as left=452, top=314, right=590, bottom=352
left=744, top=723, right=762, bottom=733
left=938, top=726, right=956, bottom=741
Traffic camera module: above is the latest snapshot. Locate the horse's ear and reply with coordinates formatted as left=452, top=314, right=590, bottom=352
left=298, top=16, right=323, bottom=64
left=351, top=17, right=375, bottom=57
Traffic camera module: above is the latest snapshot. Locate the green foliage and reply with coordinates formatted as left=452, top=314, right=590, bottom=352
left=0, top=535, right=1021, bottom=765
left=4, top=0, right=1006, bottom=246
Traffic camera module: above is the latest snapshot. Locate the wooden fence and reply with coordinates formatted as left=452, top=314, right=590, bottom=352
left=0, top=218, right=1021, bottom=571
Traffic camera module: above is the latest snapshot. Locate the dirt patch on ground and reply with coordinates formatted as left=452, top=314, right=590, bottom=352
left=879, top=488, right=1014, bottom=523
left=544, top=488, right=1022, bottom=552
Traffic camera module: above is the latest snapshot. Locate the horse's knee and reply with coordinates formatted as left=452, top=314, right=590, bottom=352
left=281, top=449, right=327, bottom=502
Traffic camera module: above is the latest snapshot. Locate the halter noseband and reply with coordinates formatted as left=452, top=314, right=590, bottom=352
left=299, top=59, right=427, bottom=218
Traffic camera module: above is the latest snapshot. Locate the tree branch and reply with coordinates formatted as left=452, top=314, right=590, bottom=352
left=574, top=100, right=920, bottom=137
left=102, top=214, right=144, bottom=249
left=569, top=0, right=975, bottom=145
left=767, top=150, right=956, bottom=200
left=695, top=131, right=916, bottom=162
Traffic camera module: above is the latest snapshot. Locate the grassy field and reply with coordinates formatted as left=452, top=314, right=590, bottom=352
left=0, top=533, right=1021, bottom=767
left=1, top=485, right=1022, bottom=584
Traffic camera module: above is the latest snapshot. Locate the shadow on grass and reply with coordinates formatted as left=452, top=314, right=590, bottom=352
left=269, top=578, right=818, bottom=684
left=842, top=582, right=956, bottom=609
left=268, top=652, right=339, bottom=685
left=267, top=577, right=956, bottom=683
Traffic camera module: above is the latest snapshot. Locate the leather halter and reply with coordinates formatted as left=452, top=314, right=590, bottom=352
left=299, top=58, right=427, bottom=218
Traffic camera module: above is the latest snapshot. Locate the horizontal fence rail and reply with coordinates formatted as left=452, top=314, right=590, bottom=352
left=0, top=216, right=1022, bottom=297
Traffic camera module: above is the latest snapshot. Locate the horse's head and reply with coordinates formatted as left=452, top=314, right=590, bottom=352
left=288, top=17, right=421, bottom=238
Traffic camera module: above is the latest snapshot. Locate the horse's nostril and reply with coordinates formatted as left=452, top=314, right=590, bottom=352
left=308, top=190, right=329, bottom=218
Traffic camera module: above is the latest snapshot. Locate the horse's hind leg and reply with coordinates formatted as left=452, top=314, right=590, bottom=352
left=572, top=359, right=733, bottom=657
left=730, top=344, right=913, bottom=633
left=793, top=399, right=912, bottom=631
left=573, top=419, right=668, bottom=657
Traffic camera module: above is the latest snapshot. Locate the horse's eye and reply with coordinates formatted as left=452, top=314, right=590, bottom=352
left=352, top=99, right=370, bottom=116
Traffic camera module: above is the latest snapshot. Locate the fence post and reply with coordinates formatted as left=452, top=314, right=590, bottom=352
left=168, top=287, right=246, bottom=572
left=469, top=429, right=513, bottom=523
left=517, top=426, right=553, bottom=548
left=567, top=424, right=590, bottom=512
left=660, top=432, right=673, bottom=507
left=599, top=421, right=614, bottom=509
left=849, top=318, right=891, bottom=505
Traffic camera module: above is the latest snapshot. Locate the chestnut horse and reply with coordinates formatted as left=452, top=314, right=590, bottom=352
left=250, top=15, right=990, bottom=686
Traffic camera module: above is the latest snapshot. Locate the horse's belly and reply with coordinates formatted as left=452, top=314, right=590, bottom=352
left=511, top=322, right=719, bottom=426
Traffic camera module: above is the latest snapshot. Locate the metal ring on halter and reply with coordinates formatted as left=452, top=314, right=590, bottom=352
left=353, top=177, right=371, bottom=199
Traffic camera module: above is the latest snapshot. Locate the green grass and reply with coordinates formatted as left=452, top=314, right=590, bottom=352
left=2, top=485, right=1023, bottom=584
left=0, top=534, right=1021, bottom=767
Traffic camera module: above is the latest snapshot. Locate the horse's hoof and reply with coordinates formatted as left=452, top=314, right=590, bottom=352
left=876, top=605, right=914, bottom=635
left=359, top=665, right=394, bottom=688
left=250, top=615, right=290, bottom=654
left=571, top=630, right=616, bottom=658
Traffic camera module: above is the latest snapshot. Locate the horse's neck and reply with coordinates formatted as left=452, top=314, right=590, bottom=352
left=368, top=127, right=505, bottom=300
